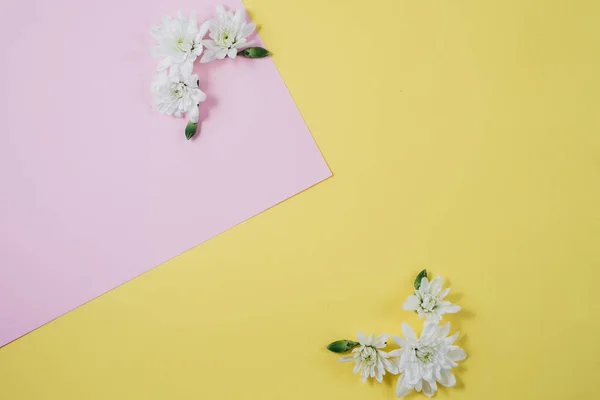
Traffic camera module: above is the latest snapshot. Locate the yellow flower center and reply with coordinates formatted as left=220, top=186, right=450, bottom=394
left=359, top=346, right=378, bottom=366
left=415, top=346, right=436, bottom=363
left=219, top=29, right=235, bottom=47
left=175, top=36, right=186, bottom=52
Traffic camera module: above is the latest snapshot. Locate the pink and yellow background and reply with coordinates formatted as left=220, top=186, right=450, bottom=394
left=1, top=0, right=599, bottom=399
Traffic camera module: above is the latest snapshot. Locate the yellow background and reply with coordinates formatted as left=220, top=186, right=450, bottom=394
left=1, top=0, right=599, bottom=398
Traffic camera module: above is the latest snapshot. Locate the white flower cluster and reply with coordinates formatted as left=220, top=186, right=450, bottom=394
left=150, top=5, right=259, bottom=139
left=328, top=271, right=466, bottom=398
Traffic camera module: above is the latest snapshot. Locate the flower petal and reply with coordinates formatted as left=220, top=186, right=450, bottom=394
left=241, top=21, right=256, bottom=37
left=233, top=7, right=245, bottom=26
left=198, top=20, right=210, bottom=37
left=402, top=295, right=420, bottom=310
left=357, top=331, right=368, bottom=345
left=429, top=276, right=442, bottom=294
left=439, top=301, right=461, bottom=314
left=425, top=311, right=442, bottom=322
left=429, top=379, right=438, bottom=393
left=215, top=4, right=226, bottom=15
left=201, top=39, right=218, bottom=50
left=381, top=356, right=398, bottom=374
left=388, top=348, right=403, bottom=358
left=200, top=50, right=218, bottom=63
left=438, top=369, right=456, bottom=387
left=149, top=24, right=162, bottom=38
left=396, top=375, right=413, bottom=398
left=448, top=346, right=467, bottom=361
left=437, top=322, right=451, bottom=338
left=367, top=333, right=375, bottom=346
left=422, top=379, right=435, bottom=397
left=188, top=10, right=197, bottom=25
left=375, top=368, right=383, bottom=383
left=440, top=287, right=451, bottom=299
left=156, top=57, right=172, bottom=71
left=405, top=363, right=420, bottom=385
left=421, top=364, right=433, bottom=381
left=401, top=322, right=417, bottom=342
left=228, top=48, right=237, bottom=59
left=187, top=105, right=199, bottom=123
left=180, top=62, right=194, bottom=78
left=420, top=277, right=430, bottom=292
left=360, top=367, right=369, bottom=383
left=415, top=380, right=422, bottom=392
left=445, top=331, right=460, bottom=345
left=196, top=89, right=207, bottom=103
left=399, top=354, right=410, bottom=369
left=216, top=49, right=228, bottom=59
left=375, top=333, right=388, bottom=348
left=421, top=322, right=438, bottom=339
left=391, top=335, right=409, bottom=347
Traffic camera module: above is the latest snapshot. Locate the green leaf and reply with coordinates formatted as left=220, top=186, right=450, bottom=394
left=326, top=340, right=359, bottom=353
left=237, top=46, right=270, bottom=58
left=414, top=269, right=428, bottom=290
left=185, top=121, right=198, bottom=140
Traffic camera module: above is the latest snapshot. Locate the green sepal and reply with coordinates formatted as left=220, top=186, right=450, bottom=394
left=414, top=269, right=428, bottom=290
left=326, top=340, right=360, bottom=353
left=237, top=47, right=270, bottom=58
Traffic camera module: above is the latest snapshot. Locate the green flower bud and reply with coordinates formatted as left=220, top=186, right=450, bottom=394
left=237, top=47, right=270, bottom=58
left=327, top=339, right=359, bottom=353
left=185, top=121, right=198, bottom=140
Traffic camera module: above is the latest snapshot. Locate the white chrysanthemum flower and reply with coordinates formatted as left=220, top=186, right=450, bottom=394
left=200, top=4, right=256, bottom=63
left=402, top=276, right=461, bottom=322
left=339, top=332, right=399, bottom=383
left=390, top=322, right=466, bottom=398
left=151, top=68, right=206, bottom=118
left=150, top=10, right=209, bottom=73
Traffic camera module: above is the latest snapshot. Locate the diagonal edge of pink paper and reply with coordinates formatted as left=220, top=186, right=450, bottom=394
left=0, top=0, right=332, bottom=347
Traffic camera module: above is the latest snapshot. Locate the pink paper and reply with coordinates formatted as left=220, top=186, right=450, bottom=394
left=0, top=0, right=330, bottom=346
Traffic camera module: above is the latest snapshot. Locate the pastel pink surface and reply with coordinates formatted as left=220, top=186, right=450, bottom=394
left=0, top=0, right=330, bottom=346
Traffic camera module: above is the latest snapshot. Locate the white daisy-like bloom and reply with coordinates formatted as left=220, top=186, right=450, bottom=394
left=150, top=10, right=209, bottom=74
left=402, top=276, right=461, bottom=322
left=151, top=67, right=206, bottom=118
left=200, top=4, right=256, bottom=63
left=390, top=322, right=466, bottom=398
left=339, top=332, right=399, bottom=383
